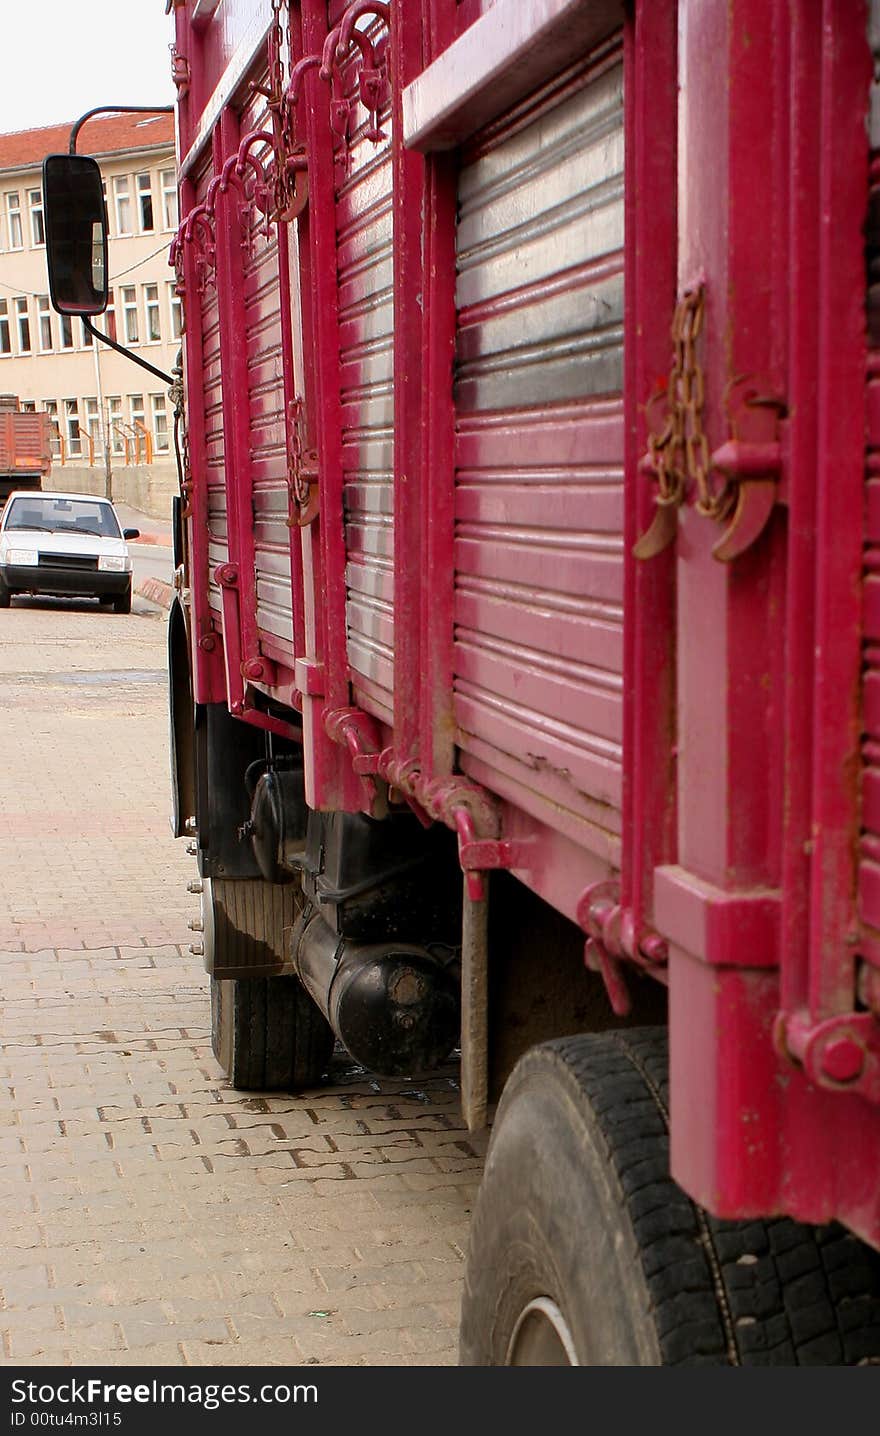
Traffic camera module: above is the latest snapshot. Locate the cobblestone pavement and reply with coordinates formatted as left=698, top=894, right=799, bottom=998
left=0, top=595, right=487, bottom=1367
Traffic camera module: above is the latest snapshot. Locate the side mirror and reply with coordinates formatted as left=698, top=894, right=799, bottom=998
left=42, top=154, right=108, bottom=315
left=123, top=528, right=140, bottom=540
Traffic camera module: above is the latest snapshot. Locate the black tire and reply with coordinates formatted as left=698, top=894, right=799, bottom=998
left=459, top=1029, right=880, bottom=1365
left=206, top=877, right=334, bottom=1091
left=0, top=580, right=11, bottom=608
left=113, top=583, right=132, bottom=614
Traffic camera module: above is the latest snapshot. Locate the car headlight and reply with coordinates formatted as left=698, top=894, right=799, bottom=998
left=98, top=555, right=129, bottom=572
left=4, top=548, right=38, bottom=566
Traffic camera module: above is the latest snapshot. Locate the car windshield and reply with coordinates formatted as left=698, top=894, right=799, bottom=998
left=3, top=496, right=122, bottom=539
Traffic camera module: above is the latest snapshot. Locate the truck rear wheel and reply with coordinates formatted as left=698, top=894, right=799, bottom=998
left=459, top=1029, right=880, bottom=1365
left=206, top=877, right=334, bottom=1091
left=211, top=974, right=334, bottom=1091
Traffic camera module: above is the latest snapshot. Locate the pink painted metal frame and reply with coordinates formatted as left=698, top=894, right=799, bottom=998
left=659, top=0, right=880, bottom=1249
left=173, top=0, right=880, bottom=1249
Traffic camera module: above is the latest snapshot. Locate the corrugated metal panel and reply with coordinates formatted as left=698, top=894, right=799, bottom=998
left=193, top=156, right=228, bottom=618
left=0, top=413, right=49, bottom=472
left=453, top=42, right=625, bottom=844
left=337, top=48, right=395, bottom=725
left=240, top=88, right=294, bottom=647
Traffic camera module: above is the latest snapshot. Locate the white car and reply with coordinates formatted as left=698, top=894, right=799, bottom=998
left=0, top=491, right=139, bottom=614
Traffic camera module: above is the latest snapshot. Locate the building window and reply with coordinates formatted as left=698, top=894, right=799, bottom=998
left=150, top=393, right=169, bottom=452
left=161, top=170, right=178, bottom=231
left=108, top=396, right=124, bottom=455
left=121, top=287, right=139, bottom=345
left=144, top=284, right=161, bottom=342
left=0, top=300, right=11, bottom=355
left=80, top=319, right=93, bottom=348
left=113, top=175, right=132, bottom=235
left=60, top=314, right=74, bottom=350
left=14, top=297, right=30, bottom=353
left=28, top=189, right=45, bottom=247
left=136, top=173, right=154, bottom=232
left=64, top=398, right=81, bottom=457
left=37, top=296, right=53, bottom=352
left=129, top=394, right=147, bottom=462
left=167, top=282, right=182, bottom=339
left=105, top=290, right=117, bottom=343
left=84, top=397, right=101, bottom=459
left=20, top=400, right=36, bottom=413
left=5, top=192, right=22, bottom=249
left=42, top=401, right=60, bottom=458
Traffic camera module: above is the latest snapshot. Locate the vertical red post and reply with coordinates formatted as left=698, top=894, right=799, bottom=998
left=389, top=0, right=427, bottom=765
left=779, top=1, right=822, bottom=1021
left=416, top=0, right=458, bottom=780
left=806, top=0, right=870, bottom=1021
left=664, top=0, right=788, bottom=1215
left=179, top=165, right=226, bottom=707
left=276, top=220, right=307, bottom=669
left=213, top=107, right=263, bottom=703
left=621, top=0, right=678, bottom=946
left=297, top=0, right=361, bottom=810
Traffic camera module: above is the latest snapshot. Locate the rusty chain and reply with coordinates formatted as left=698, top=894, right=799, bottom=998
left=269, top=0, right=286, bottom=101
left=647, top=286, right=734, bottom=523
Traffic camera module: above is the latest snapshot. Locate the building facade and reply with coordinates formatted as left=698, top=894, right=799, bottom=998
left=0, top=113, right=180, bottom=483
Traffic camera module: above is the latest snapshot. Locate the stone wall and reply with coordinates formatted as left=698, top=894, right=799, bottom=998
left=49, top=459, right=178, bottom=520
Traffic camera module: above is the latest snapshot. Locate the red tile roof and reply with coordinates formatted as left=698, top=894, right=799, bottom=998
left=0, top=113, right=175, bottom=173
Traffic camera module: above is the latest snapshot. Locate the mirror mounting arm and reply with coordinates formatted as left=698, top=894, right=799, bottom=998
left=69, top=105, right=174, bottom=155
left=81, top=317, right=175, bottom=386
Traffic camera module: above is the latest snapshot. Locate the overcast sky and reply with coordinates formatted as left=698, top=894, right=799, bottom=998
left=0, top=1, right=176, bottom=134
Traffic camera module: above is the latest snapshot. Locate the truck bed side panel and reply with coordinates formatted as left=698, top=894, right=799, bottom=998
left=452, top=43, right=626, bottom=850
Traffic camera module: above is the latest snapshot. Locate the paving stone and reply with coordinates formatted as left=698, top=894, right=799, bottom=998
left=0, top=602, right=484, bottom=1367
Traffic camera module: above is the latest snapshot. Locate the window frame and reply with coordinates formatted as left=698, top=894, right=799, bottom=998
left=28, top=188, right=45, bottom=248
left=160, top=169, right=178, bottom=231
left=37, top=295, right=53, bottom=353
left=107, top=396, right=124, bottom=455
left=167, top=282, right=183, bottom=340
left=5, top=191, right=22, bottom=250
left=14, top=296, right=30, bottom=354
left=64, top=397, right=82, bottom=457
left=83, top=396, right=102, bottom=458
left=150, top=391, right=170, bottom=453
left=113, top=175, right=133, bottom=236
left=136, top=172, right=155, bottom=233
left=144, top=283, right=161, bottom=343
left=121, top=286, right=139, bottom=345
left=0, top=298, right=12, bottom=356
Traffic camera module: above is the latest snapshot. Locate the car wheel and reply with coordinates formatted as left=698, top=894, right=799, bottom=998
left=0, top=580, right=10, bottom=608
left=112, top=584, right=132, bottom=614
left=459, top=1029, right=880, bottom=1365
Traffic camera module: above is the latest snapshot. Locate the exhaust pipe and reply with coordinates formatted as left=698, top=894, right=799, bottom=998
left=292, top=906, right=459, bottom=1077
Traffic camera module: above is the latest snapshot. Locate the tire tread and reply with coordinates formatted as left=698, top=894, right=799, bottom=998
left=209, top=877, right=333, bottom=1092
left=461, top=1028, right=880, bottom=1365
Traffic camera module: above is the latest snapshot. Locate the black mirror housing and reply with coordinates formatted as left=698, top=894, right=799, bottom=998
left=123, top=528, right=140, bottom=540
left=42, top=154, right=109, bottom=316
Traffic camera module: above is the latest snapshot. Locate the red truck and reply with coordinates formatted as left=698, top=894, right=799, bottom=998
left=46, top=0, right=880, bottom=1364
left=0, top=395, right=51, bottom=507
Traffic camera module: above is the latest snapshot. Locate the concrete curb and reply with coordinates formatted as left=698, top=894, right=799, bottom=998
left=137, top=577, right=173, bottom=611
